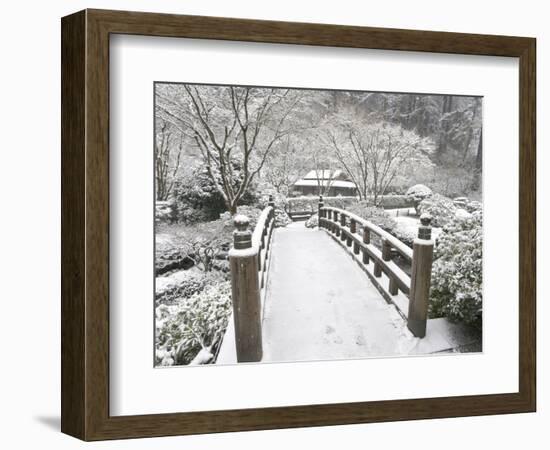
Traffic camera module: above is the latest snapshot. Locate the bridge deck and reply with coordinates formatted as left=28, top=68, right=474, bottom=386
left=261, top=222, right=417, bottom=362
left=216, top=222, right=480, bottom=365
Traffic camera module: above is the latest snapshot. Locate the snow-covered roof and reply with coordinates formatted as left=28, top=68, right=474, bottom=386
left=303, top=169, right=343, bottom=180
left=294, top=179, right=357, bottom=188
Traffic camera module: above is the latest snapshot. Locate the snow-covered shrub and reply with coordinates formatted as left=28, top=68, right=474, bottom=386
left=305, top=214, right=319, bottom=228
left=155, top=270, right=222, bottom=306
left=257, top=192, right=291, bottom=227
left=172, top=165, right=258, bottom=223
left=373, top=194, right=413, bottom=209
left=392, top=223, right=417, bottom=248
left=324, top=196, right=358, bottom=210
left=273, top=209, right=292, bottom=227
left=417, top=193, right=457, bottom=228
left=287, top=197, right=315, bottom=215
left=429, top=211, right=483, bottom=329
left=175, top=205, right=215, bottom=224
left=156, top=281, right=232, bottom=366
left=406, top=184, right=433, bottom=213
left=346, top=202, right=397, bottom=233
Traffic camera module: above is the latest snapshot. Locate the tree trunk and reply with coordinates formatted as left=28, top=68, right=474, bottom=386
left=470, top=129, right=483, bottom=192
left=475, top=129, right=483, bottom=169
left=437, top=95, right=453, bottom=161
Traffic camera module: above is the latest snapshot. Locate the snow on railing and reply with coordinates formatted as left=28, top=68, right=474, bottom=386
left=227, top=196, right=276, bottom=362
left=319, top=197, right=434, bottom=338
left=252, top=205, right=275, bottom=291
left=326, top=206, right=413, bottom=261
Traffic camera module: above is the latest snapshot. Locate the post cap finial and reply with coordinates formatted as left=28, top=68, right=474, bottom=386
left=319, top=194, right=323, bottom=201
left=418, top=213, right=432, bottom=240
left=233, top=214, right=250, bottom=231
left=233, top=214, right=252, bottom=249
left=420, top=213, right=432, bottom=227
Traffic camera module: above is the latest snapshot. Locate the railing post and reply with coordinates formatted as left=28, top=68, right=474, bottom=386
left=382, top=239, right=397, bottom=295
left=268, top=194, right=275, bottom=229
left=373, top=261, right=382, bottom=277
left=351, top=219, right=360, bottom=255
left=388, top=277, right=399, bottom=296
left=362, top=227, right=370, bottom=264
left=382, top=239, right=398, bottom=295
left=318, top=195, right=324, bottom=229
left=347, top=218, right=354, bottom=247
left=229, top=215, right=263, bottom=362
left=408, top=214, right=434, bottom=338
left=268, top=194, right=275, bottom=224
left=259, top=223, right=265, bottom=273
left=382, top=239, right=392, bottom=260
left=334, top=211, right=340, bottom=237
left=340, top=213, right=347, bottom=242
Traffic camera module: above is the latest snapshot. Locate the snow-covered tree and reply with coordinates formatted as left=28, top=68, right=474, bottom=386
left=264, top=136, right=308, bottom=195
left=156, top=84, right=303, bottom=214
left=323, top=111, right=434, bottom=203
left=406, top=184, right=433, bottom=213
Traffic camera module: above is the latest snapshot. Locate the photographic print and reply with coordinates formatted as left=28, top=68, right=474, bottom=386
left=154, top=83, right=483, bottom=367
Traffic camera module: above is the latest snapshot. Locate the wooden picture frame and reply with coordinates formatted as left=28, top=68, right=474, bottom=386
left=61, top=8, right=536, bottom=441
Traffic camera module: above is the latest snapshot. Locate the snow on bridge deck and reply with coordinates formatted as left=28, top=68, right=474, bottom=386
left=261, top=222, right=418, bottom=362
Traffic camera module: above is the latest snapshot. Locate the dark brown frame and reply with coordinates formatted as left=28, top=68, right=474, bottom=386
left=61, top=9, right=536, bottom=441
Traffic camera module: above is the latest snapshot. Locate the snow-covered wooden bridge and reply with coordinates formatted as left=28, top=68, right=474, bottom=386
left=217, top=196, right=478, bottom=364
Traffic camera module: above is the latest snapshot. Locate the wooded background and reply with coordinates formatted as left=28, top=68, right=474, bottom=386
left=155, top=84, right=482, bottom=216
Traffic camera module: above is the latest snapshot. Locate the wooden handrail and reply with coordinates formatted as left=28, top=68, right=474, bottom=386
left=254, top=205, right=275, bottom=290
left=322, top=206, right=413, bottom=261
left=319, top=201, right=434, bottom=338
left=252, top=206, right=274, bottom=250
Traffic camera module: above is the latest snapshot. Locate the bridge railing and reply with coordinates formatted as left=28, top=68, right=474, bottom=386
left=251, top=205, right=276, bottom=291
left=227, top=196, right=276, bottom=362
left=318, top=197, right=434, bottom=338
